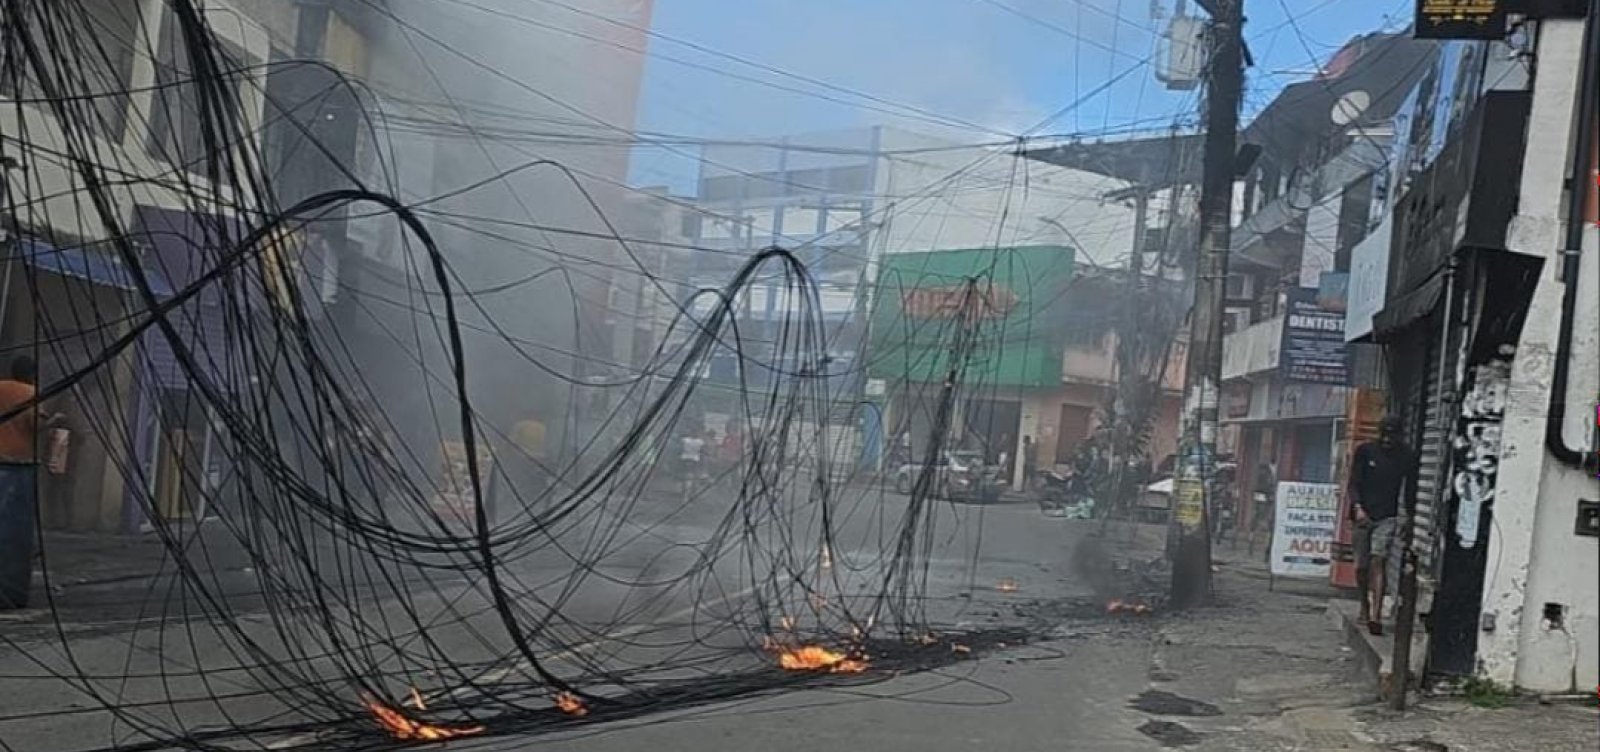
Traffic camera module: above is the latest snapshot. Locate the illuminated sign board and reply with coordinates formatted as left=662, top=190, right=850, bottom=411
left=1415, top=0, right=1507, bottom=39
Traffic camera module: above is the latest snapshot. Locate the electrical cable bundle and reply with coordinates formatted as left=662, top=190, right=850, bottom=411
left=0, top=3, right=1116, bottom=749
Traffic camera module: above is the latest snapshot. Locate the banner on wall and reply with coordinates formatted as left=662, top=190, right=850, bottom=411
left=1270, top=482, right=1340, bottom=578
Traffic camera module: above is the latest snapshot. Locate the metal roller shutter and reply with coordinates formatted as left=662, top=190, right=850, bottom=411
left=1402, top=311, right=1459, bottom=587
left=1412, top=329, right=1448, bottom=580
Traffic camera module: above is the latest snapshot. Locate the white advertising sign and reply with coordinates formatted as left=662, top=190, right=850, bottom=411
left=1345, top=215, right=1391, bottom=342
left=1270, top=481, right=1340, bottom=578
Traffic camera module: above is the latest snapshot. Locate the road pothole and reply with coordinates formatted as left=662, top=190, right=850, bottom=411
left=1131, top=689, right=1223, bottom=717
left=1138, top=719, right=1202, bottom=747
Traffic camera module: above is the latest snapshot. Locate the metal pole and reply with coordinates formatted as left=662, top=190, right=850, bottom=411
left=1389, top=258, right=1456, bottom=709
left=1170, top=0, right=1244, bottom=609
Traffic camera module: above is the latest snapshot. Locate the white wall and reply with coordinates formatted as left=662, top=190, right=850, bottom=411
left=874, top=128, right=1135, bottom=265
left=1345, top=215, right=1392, bottom=341
left=1, top=0, right=271, bottom=241
left=1221, top=316, right=1284, bottom=381
left=1478, top=18, right=1599, bottom=693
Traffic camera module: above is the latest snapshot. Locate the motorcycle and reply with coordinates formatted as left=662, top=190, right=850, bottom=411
left=1037, top=469, right=1095, bottom=519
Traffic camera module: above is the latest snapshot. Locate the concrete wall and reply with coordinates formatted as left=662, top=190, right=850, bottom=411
left=874, top=129, right=1135, bottom=263
left=1478, top=18, right=1599, bottom=693
left=1221, top=315, right=1284, bottom=381
left=1, top=0, right=273, bottom=242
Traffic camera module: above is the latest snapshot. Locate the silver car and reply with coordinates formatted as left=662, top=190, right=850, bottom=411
left=893, top=450, right=1001, bottom=501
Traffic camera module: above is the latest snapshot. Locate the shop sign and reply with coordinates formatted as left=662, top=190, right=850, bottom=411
left=1345, top=218, right=1391, bottom=341
left=1415, top=1, right=1508, bottom=39
left=1280, top=287, right=1349, bottom=385
left=1270, top=482, right=1340, bottom=578
left=1173, top=478, right=1205, bottom=532
left=900, top=283, right=1017, bottom=319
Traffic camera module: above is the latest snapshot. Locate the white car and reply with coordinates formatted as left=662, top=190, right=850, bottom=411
left=893, top=450, right=1002, bottom=500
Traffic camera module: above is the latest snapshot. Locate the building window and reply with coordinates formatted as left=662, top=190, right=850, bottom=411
left=2, top=1, right=139, bottom=143
left=823, top=204, right=863, bottom=234
left=146, top=6, right=255, bottom=174
left=699, top=216, right=738, bottom=240
left=783, top=206, right=821, bottom=236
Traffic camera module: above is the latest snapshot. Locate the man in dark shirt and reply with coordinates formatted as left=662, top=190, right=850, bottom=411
left=1348, top=416, right=1416, bottom=635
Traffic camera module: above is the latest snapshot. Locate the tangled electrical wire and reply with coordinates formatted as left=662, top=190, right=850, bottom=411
left=0, top=3, right=1112, bottom=750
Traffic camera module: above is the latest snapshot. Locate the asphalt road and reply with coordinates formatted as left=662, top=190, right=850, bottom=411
left=0, top=485, right=1143, bottom=751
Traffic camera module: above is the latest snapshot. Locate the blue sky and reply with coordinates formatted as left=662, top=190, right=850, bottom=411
left=629, top=0, right=1411, bottom=190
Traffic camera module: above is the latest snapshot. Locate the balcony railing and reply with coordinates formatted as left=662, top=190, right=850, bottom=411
left=1221, top=315, right=1284, bottom=381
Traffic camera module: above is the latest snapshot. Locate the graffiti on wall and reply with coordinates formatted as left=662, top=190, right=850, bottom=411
left=1451, top=345, right=1514, bottom=549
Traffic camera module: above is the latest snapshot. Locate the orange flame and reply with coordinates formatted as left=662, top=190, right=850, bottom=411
left=951, top=643, right=971, bottom=654
left=361, top=693, right=484, bottom=742
left=554, top=691, right=588, bottom=717
left=996, top=578, right=1019, bottom=593
left=776, top=645, right=867, bottom=673
left=1106, top=599, right=1152, bottom=615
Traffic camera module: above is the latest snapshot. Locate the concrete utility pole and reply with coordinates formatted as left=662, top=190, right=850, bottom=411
left=1170, top=0, right=1244, bottom=609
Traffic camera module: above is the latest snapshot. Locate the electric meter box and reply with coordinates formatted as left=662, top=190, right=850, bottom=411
left=1156, top=15, right=1206, bottom=91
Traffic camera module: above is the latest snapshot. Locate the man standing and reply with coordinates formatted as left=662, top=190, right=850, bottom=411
left=678, top=431, right=705, bottom=497
left=1, top=356, right=59, bottom=609
left=1348, top=416, right=1416, bottom=636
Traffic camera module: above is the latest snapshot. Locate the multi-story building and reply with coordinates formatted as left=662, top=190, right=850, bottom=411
left=1216, top=31, right=1438, bottom=535
left=1, top=0, right=308, bottom=532
left=1, top=0, right=656, bottom=530
left=1345, top=7, right=1597, bottom=694
left=660, top=126, right=1149, bottom=478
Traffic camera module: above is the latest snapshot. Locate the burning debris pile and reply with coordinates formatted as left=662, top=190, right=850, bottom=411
left=361, top=694, right=485, bottom=742
left=554, top=692, right=589, bottom=717
left=1106, top=599, right=1154, bottom=616
left=768, top=640, right=869, bottom=673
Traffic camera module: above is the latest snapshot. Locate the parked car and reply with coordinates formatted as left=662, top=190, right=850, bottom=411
left=893, top=450, right=1004, bottom=501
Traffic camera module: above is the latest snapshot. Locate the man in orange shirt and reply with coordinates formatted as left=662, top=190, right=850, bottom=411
left=1, top=355, right=59, bottom=609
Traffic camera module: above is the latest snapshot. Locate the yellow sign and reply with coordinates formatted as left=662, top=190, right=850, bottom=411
left=1174, top=478, right=1205, bottom=531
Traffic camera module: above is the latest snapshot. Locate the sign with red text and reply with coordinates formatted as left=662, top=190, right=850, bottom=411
left=1270, top=482, right=1340, bottom=578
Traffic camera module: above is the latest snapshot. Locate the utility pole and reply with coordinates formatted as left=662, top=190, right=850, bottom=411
left=1170, top=0, right=1244, bottom=609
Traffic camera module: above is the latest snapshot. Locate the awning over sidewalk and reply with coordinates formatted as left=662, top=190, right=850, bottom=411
left=1370, top=272, right=1444, bottom=343
left=14, top=237, right=174, bottom=297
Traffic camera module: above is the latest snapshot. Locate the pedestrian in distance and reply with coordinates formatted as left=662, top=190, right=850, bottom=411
left=0, top=356, right=64, bottom=609
left=1348, top=416, right=1416, bottom=636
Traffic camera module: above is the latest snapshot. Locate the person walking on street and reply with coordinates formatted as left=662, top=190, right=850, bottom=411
left=1249, top=460, right=1277, bottom=554
left=1348, top=416, right=1416, bottom=636
left=679, top=431, right=706, bottom=498
left=1021, top=436, right=1037, bottom=493
left=0, top=356, right=63, bottom=609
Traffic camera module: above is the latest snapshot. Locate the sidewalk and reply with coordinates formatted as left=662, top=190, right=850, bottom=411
left=1148, top=542, right=1599, bottom=751
left=1, top=526, right=259, bottom=631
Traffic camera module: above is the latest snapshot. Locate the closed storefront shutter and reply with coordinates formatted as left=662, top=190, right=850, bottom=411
left=1412, top=328, right=1448, bottom=579
left=1399, top=313, right=1459, bottom=584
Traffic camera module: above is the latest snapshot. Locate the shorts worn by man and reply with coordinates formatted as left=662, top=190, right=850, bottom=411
left=1348, top=416, right=1416, bottom=636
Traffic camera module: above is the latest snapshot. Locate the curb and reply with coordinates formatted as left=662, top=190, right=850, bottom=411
left=1329, top=598, right=1426, bottom=698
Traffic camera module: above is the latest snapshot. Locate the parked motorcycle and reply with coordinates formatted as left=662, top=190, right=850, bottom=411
left=1037, top=468, right=1095, bottom=519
